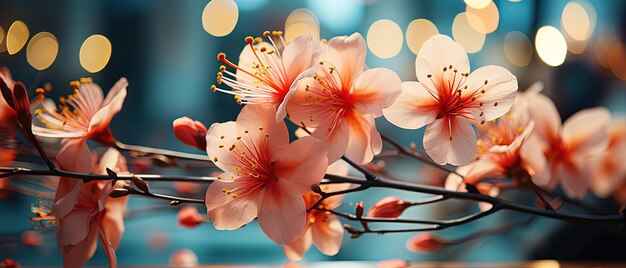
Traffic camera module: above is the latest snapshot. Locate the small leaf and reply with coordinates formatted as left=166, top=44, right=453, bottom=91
left=310, top=184, right=323, bottom=194
left=109, top=188, right=130, bottom=198
left=132, top=175, right=150, bottom=193
left=106, top=167, right=118, bottom=180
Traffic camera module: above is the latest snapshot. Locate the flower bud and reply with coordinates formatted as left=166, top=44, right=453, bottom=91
left=173, top=117, right=208, bottom=151
left=406, top=233, right=451, bottom=252
left=21, top=230, right=41, bottom=247
left=0, top=78, right=14, bottom=110
left=367, top=196, right=412, bottom=218
left=355, top=201, right=364, bottom=219
left=11, top=82, right=32, bottom=131
left=177, top=206, right=205, bottom=228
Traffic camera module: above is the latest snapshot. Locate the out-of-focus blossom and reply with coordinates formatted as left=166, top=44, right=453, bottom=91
left=21, top=230, right=42, bottom=247
left=590, top=120, right=626, bottom=202
left=169, top=249, right=198, bottom=268
left=1, top=258, right=19, bottom=268
left=367, top=197, right=412, bottom=218
left=445, top=165, right=498, bottom=211
left=148, top=231, right=169, bottom=251
left=287, top=33, right=402, bottom=164
left=383, top=35, right=518, bottom=166
left=213, top=32, right=321, bottom=122
left=406, top=233, right=451, bottom=252
left=173, top=117, right=207, bottom=151
left=205, top=104, right=328, bottom=244
left=177, top=206, right=206, bottom=228
left=32, top=78, right=128, bottom=173
left=283, top=160, right=350, bottom=261
left=378, top=259, right=409, bottom=268
left=48, top=148, right=129, bottom=268
left=527, top=92, right=610, bottom=199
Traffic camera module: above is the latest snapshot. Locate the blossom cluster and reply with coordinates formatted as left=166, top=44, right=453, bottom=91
left=0, top=30, right=624, bottom=267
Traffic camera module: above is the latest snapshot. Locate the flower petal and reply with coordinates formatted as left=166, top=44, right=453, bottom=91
left=57, top=138, right=92, bottom=173
left=236, top=42, right=273, bottom=83
left=555, top=158, right=590, bottom=199
left=562, top=107, right=610, bottom=155
left=520, top=138, right=550, bottom=187
left=206, top=121, right=240, bottom=173
left=464, top=65, right=518, bottom=121
left=60, top=221, right=99, bottom=268
left=423, top=116, right=477, bottom=165
left=88, top=81, right=127, bottom=135
left=311, top=214, right=343, bottom=256
left=383, top=81, right=439, bottom=129
left=102, top=78, right=129, bottom=107
left=58, top=208, right=95, bottom=245
left=53, top=178, right=84, bottom=219
left=527, top=93, right=561, bottom=145
left=351, top=68, right=402, bottom=117
left=257, top=180, right=306, bottom=244
left=283, top=228, right=313, bottom=261
left=345, top=112, right=382, bottom=164
left=272, top=137, right=328, bottom=194
left=415, top=35, right=469, bottom=88
left=324, top=33, right=367, bottom=90
left=236, top=104, right=289, bottom=155
left=205, top=177, right=261, bottom=230
left=464, top=159, right=505, bottom=184
left=282, top=34, right=321, bottom=85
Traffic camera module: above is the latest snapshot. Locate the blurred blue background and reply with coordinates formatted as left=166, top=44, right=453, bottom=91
left=1, top=0, right=626, bottom=266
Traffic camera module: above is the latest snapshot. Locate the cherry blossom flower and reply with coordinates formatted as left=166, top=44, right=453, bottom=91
left=287, top=33, right=402, bottom=164
left=526, top=92, right=610, bottom=199
left=212, top=32, right=321, bottom=122
left=367, top=196, right=412, bottom=218
left=282, top=161, right=350, bottom=261
left=204, top=104, right=328, bottom=245
left=39, top=148, right=129, bottom=268
left=383, top=35, right=518, bottom=166
left=32, top=78, right=128, bottom=172
left=173, top=117, right=208, bottom=151
left=590, top=120, right=626, bottom=201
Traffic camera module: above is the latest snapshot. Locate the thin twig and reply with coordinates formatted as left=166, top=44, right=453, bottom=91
left=114, top=141, right=211, bottom=162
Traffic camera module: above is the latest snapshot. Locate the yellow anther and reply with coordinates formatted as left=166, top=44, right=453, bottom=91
left=229, top=144, right=236, bottom=151
left=220, top=135, right=225, bottom=139
left=258, top=127, right=264, bottom=131
left=219, top=65, right=226, bottom=72
left=260, top=46, right=267, bottom=52
left=236, top=99, right=243, bottom=105
left=79, top=77, right=93, bottom=83
left=34, top=109, right=42, bottom=115
left=263, top=31, right=271, bottom=38
left=218, top=144, right=224, bottom=148
left=245, top=36, right=254, bottom=44
left=36, top=88, right=44, bottom=94
left=211, top=85, right=217, bottom=92
left=217, top=53, right=226, bottom=61
left=213, top=157, right=218, bottom=162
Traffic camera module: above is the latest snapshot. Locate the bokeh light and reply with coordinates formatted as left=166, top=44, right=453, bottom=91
left=6, top=20, right=30, bottom=55
left=284, top=8, right=320, bottom=43
left=406, top=19, right=438, bottom=55
left=464, top=0, right=491, bottom=9
left=202, top=0, right=239, bottom=37
left=0, top=26, right=5, bottom=51
left=466, top=0, right=499, bottom=34
left=79, top=34, right=112, bottom=73
left=608, top=42, right=626, bottom=81
left=367, top=19, right=403, bottom=59
left=535, top=26, right=567, bottom=67
left=452, top=12, right=485, bottom=53
left=306, top=0, right=363, bottom=34
left=26, top=32, right=59, bottom=71
left=561, top=1, right=596, bottom=41
left=504, top=31, right=532, bottom=67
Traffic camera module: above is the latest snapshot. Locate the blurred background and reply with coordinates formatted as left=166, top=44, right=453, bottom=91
left=1, top=0, right=626, bottom=266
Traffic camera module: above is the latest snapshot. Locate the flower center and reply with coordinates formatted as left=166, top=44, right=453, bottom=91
left=33, top=78, right=94, bottom=133
left=212, top=31, right=290, bottom=106
left=425, top=65, right=489, bottom=121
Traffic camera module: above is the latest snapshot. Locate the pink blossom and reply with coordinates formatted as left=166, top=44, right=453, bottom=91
left=526, top=92, right=610, bottom=199
left=32, top=78, right=128, bottom=173
left=169, top=249, right=198, bottom=267
left=204, top=104, right=328, bottom=244
left=287, top=33, right=402, bottom=164
left=50, top=148, right=129, bottom=268
left=367, top=196, right=412, bottom=218
left=173, top=117, right=208, bottom=151
left=383, top=35, right=518, bottom=165
left=212, top=32, right=321, bottom=122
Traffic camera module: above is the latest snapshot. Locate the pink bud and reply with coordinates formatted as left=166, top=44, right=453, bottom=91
left=367, top=196, right=412, bottom=218
left=355, top=201, right=364, bottom=218
left=406, top=233, right=451, bottom=252
left=21, top=230, right=41, bottom=247
left=177, top=206, right=205, bottom=228
left=170, top=249, right=198, bottom=267
left=377, top=259, right=408, bottom=268
left=11, top=82, right=32, bottom=131
left=173, top=117, right=208, bottom=151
